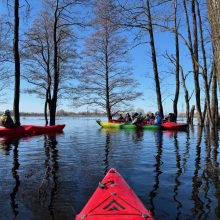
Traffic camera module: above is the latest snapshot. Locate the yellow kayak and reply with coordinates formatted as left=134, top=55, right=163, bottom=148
left=96, top=120, right=121, bottom=128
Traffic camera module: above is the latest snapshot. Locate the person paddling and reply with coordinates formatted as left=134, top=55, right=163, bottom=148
left=0, top=110, right=16, bottom=128
left=153, top=111, right=162, bottom=125
left=124, top=113, right=132, bottom=122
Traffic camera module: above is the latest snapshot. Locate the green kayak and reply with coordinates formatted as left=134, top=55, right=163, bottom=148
left=120, top=124, right=161, bottom=130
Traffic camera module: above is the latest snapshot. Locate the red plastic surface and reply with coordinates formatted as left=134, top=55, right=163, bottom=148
left=0, top=124, right=65, bottom=136
left=162, top=122, right=188, bottom=130
left=76, top=168, right=153, bottom=220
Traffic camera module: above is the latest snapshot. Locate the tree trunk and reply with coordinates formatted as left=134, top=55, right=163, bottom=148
left=13, top=0, right=20, bottom=126
left=211, top=63, right=218, bottom=127
left=44, top=95, right=48, bottom=126
left=50, top=0, right=59, bottom=126
left=190, top=105, right=195, bottom=124
left=191, top=0, right=202, bottom=125
left=180, top=66, right=190, bottom=123
left=183, top=0, right=202, bottom=125
left=196, top=0, right=213, bottom=126
left=206, top=0, right=220, bottom=88
left=173, top=0, right=180, bottom=120
left=105, top=33, right=112, bottom=120
left=146, top=0, right=163, bottom=117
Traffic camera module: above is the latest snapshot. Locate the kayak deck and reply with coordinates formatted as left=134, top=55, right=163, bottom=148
left=161, top=122, right=188, bottom=131
left=96, top=120, right=121, bottom=128
left=0, top=124, right=65, bottom=137
left=76, top=168, right=153, bottom=220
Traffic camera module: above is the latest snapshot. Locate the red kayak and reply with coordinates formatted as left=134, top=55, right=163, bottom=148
left=162, top=122, right=188, bottom=131
left=76, top=168, right=153, bottom=220
left=25, top=124, right=65, bottom=135
left=0, top=124, right=65, bottom=136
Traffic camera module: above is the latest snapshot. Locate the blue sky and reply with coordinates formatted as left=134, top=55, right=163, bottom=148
left=0, top=1, right=214, bottom=115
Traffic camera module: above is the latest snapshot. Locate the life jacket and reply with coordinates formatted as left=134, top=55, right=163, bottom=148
left=0, top=114, right=15, bottom=128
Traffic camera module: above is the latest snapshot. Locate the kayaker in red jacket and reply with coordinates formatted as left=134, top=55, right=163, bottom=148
left=0, top=110, right=16, bottom=128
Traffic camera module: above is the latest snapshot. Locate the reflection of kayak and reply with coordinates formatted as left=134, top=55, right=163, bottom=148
left=162, top=122, right=188, bottom=131
left=96, top=120, right=160, bottom=130
left=76, top=168, right=153, bottom=220
left=0, top=124, right=65, bottom=136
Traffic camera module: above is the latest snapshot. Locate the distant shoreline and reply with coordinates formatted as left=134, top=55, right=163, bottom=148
left=0, top=110, right=196, bottom=117
left=15, top=112, right=189, bottom=117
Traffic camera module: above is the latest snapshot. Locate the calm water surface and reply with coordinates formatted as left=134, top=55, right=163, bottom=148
left=0, top=116, right=219, bottom=220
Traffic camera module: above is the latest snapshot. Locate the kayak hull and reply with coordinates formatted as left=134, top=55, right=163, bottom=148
left=162, top=122, right=188, bottom=131
left=121, top=124, right=160, bottom=130
left=76, top=168, right=153, bottom=220
left=96, top=120, right=121, bottom=128
left=0, top=124, right=65, bottom=137
left=97, top=120, right=160, bottom=130
left=25, top=124, right=65, bottom=135
left=0, top=126, right=26, bottom=136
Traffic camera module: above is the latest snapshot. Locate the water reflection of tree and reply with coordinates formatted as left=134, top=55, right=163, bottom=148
left=10, top=140, right=20, bottom=219
left=191, top=126, right=204, bottom=218
left=173, top=132, right=183, bottom=219
left=103, top=132, right=110, bottom=175
left=149, top=130, right=163, bottom=214
left=38, top=134, right=58, bottom=219
left=202, top=127, right=220, bottom=219
left=182, top=131, right=190, bottom=171
left=131, top=129, right=144, bottom=143
left=0, top=137, right=21, bottom=219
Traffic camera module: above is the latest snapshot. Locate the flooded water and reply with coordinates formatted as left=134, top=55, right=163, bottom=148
left=0, top=116, right=219, bottom=220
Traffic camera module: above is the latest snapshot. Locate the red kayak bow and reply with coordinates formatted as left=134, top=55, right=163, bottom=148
left=76, top=168, right=153, bottom=220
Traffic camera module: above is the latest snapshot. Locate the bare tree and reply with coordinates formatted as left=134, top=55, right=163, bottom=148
left=75, top=0, right=142, bottom=120
left=48, top=0, right=86, bottom=125
left=145, top=0, right=164, bottom=117
left=23, top=5, right=77, bottom=125
left=206, top=0, right=220, bottom=88
left=118, top=0, right=165, bottom=116
left=181, top=0, right=204, bottom=125
left=5, top=0, right=30, bottom=124
left=13, top=0, right=21, bottom=125
left=173, top=0, right=180, bottom=119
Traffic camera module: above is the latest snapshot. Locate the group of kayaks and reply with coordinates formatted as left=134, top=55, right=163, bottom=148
left=97, top=119, right=188, bottom=131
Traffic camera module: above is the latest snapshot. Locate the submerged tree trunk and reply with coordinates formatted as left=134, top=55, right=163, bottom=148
left=13, top=0, right=20, bottom=125
left=211, top=63, right=218, bottom=127
left=105, top=42, right=112, bottom=120
left=190, top=105, right=195, bottom=124
left=180, top=66, right=190, bottom=123
left=173, top=0, right=180, bottom=119
left=146, top=0, right=163, bottom=117
left=50, top=0, right=59, bottom=126
left=44, top=95, right=48, bottom=126
left=191, top=0, right=202, bottom=125
left=196, top=0, right=213, bottom=126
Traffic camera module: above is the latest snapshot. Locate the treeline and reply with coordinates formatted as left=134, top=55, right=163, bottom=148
left=0, top=0, right=219, bottom=128
left=0, top=110, right=106, bottom=117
